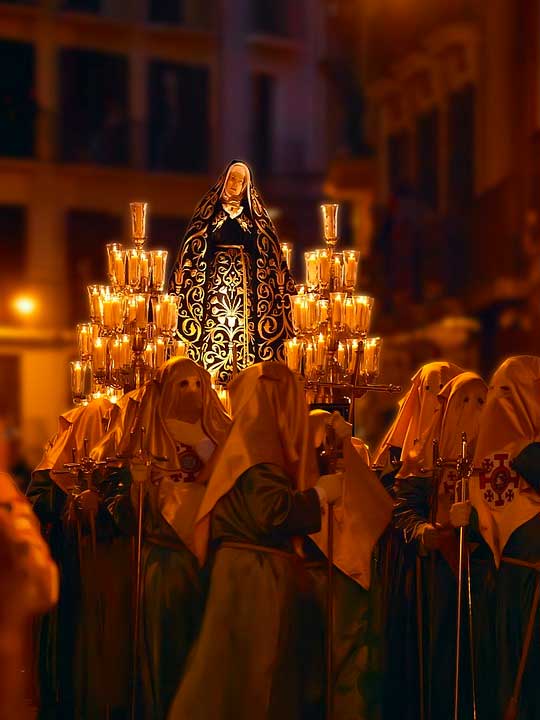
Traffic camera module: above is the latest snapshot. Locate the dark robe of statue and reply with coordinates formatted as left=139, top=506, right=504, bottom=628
left=168, top=160, right=296, bottom=383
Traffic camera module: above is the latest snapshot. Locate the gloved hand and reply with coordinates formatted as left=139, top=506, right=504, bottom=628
left=419, top=522, right=454, bottom=551
left=330, top=411, right=352, bottom=442
left=449, top=500, right=472, bottom=528
left=316, top=472, right=344, bottom=504
left=75, top=489, right=100, bottom=515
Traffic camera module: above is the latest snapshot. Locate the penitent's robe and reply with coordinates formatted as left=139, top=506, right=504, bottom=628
left=393, top=473, right=496, bottom=720
left=27, top=470, right=132, bottom=720
left=495, top=442, right=540, bottom=720
left=167, top=463, right=322, bottom=720
left=107, top=467, right=203, bottom=720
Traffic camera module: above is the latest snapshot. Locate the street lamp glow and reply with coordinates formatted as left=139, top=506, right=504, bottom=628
left=12, top=294, right=37, bottom=317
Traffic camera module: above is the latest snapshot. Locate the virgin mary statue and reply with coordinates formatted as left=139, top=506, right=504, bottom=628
left=168, top=160, right=296, bottom=382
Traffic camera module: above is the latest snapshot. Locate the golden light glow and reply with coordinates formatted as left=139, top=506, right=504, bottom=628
left=12, top=294, right=37, bottom=317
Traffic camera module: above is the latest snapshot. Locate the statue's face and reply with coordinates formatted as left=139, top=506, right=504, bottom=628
left=224, top=164, right=247, bottom=201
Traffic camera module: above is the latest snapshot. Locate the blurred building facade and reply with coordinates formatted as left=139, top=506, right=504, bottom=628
left=326, top=0, right=540, bottom=443
left=0, top=0, right=328, bottom=468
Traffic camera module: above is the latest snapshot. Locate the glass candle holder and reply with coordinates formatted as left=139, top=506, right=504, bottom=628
left=139, top=251, right=150, bottom=291
left=331, top=252, right=344, bottom=292
left=280, top=242, right=293, bottom=271
left=362, top=337, right=382, bottom=383
left=106, top=243, right=125, bottom=287
left=92, top=337, right=107, bottom=372
left=343, top=250, right=360, bottom=291
left=150, top=250, right=168, bottom=292
left=87, top=285, right=106, bottom=323
left=77, top=323, right=93, bottom=358
left=285, top=337, right=302, bottom=373
left=127, top=249, right=141, bottom=288
left=152, top=294, right=179, bottom=335
left=353, top=295, right=374, bottom=336
left=330, top=292, right=345, bottom=329
left=304, top=251, right=319, bottom=291
left=70, top=360, right=93, bottom=405
left=318, top=249, right=331, bottom=290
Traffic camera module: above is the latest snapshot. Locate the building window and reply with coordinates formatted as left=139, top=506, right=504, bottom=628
left=147, top=0, right=215, bottom=27
left=251, top=0, right=290, bottom=35
left=66, top=211, right=122, bottom=323
left=0, top=206, right=27, bottom=325
left=0, top=40, right=35, bottom=158
left=251, top=74, right=275, bottom=177
left=416, top=109, right=439, bottom=210
left=448, top=84, right=475, bottom=211
left=148, top=61, right=209, bottom=173
left=387, top=130, right=411, bottom=196
left=59, top=49, right=130, bottom=166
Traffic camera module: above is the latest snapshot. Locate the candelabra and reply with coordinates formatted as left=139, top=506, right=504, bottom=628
left=282, top=203, right=400, bottom=407
left=69, top=202, right=186, bottom=405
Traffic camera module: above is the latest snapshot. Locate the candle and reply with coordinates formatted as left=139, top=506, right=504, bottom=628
left=174, top=339, right=187, bottom=357
left=344, top=250, right=360, bottom=290
left=93, top=338, right=106, bottom=370
left=140, top=251, right=150, bottom=286
left=318, top=249, right=330, bottom=286
left=88, top=285, right=103, bottom=322
left=77, top=324, right=92, bottom=357
left=332, top=252, right=343, bottom=291
left=330, top=292, right=344, bottom=328
left=135, top=295, right=147, bottom=326
left=71, top=361, right=82, bottom=396
left=347, top=339, right=359, bottom=374
left=292, top=295, right=304, bottom=333
left=114, top=251, right=126, bottom=286
left=156, top=337, right=166, bottom=367
left=316, top=333, right=326, bottom=366
left=306, top=294, right=319, bottom=331
left=285, top=338, right=301, bottom=372
left=362, top=337, right=382, bottom=380
left=304, top=341, right=316, bottom=378
left=111, top=295, right=122, bottom=328
left=144, top=342, right=155, bottom=368
left=102, top=296, right=113, bottom=327
left=305, top=251, right=319, bottom=290
left=337, top=341, right=346, bottom=367
left=106, top=243, right=123, bottom=285
left=151, top=250, right=168, bottom=291
left=127, top=250, right=140, bottom=287
left=354, top=295, right=374, bottom=335
left=121, top=335, right=132, bottom=366
left=343, top=296, right=355, bottom=330
left=280, top=242, right=292, bottom=270
left=110, top=338, right=122, bottom=368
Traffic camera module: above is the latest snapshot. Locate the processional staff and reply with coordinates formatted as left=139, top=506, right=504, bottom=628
left=115, top=425, right=167, bottom=720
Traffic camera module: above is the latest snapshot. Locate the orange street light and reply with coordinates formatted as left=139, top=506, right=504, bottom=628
left=11, top=294, right=38, bottom=318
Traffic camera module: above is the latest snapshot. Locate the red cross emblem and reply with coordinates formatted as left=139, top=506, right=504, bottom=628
left=479, top=453, right=519, bottom=509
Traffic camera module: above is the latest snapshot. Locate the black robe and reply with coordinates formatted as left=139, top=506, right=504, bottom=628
left=168, top=161, right=295, bottom=383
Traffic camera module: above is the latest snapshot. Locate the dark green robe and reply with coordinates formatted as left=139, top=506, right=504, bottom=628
left=393, top=473, right=496, bottom=720
left=497, top=443, right=540, bottom=719
left=107, top=467, right=203, bottom=720
left=27, top=470, right=132, bottom=720
left=304, top=539, right=370, bottom=720
left=167, top=462, right=322, bottom=720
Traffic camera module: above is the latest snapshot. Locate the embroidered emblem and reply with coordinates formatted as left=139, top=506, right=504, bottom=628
left=479, top=453, right=519, bottom=509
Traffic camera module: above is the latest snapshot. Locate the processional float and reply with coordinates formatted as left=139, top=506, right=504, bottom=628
left=66, top=199, right=403, bottom=720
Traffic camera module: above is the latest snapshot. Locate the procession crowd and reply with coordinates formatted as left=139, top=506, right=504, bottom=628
left=1, top=354, right=539, bottom=719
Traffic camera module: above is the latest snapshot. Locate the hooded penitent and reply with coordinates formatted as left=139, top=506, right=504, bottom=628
left=168, top=160, right=296, bottom=382
left=193, top=361, right=317, bottom=564
left=308, top=410, right=392, bottom=589
left=404, top=372, right=487, bottom=525
left=470, top=356, right=540, bottom=565
left=34, top=397, right=114, bottom=493
left=374, top=360, right=464, bottom=474
left=104, top=357, right=230, bottom=547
